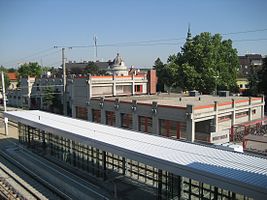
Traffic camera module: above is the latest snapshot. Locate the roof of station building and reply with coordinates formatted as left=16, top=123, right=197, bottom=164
left=105, top=93, right=261, bottom=108
left=4, top=110, right=267, bottom=199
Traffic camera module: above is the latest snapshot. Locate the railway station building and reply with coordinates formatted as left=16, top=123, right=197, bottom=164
left=4, top=110, right=267, bottom=200
left=72, top=93, right=265, bottom=144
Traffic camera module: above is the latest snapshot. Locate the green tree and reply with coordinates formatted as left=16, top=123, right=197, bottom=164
left=0, top=66, right=7, bottom=72
left=153, top=58, right=165, bottom=91
left=0, top=66, right=11, bottom=89
left=247, top=67, right=260, bottom=96
left=18, top=62, right=42, bottom=78
left=7, top=68, right=17, bottom=73
left=156, top=32, right=239, bottom=94
left=179, top=32, right=239, bottom=93
left=154, top=57, right=179, bottom=92
left=84, top=62, right=106, bottom=75
left=258, top=57, right=267, bottom=95
left=43, top=87, right=54, bottom=111
left=52, top=89, right=63, bottom=114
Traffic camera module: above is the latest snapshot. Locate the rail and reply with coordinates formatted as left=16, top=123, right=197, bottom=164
left=0, top=150, right=72, bottom=200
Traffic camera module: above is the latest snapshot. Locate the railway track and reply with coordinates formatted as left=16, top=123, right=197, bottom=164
left=0, top=162, right=39, bottom=200
left=0, top=149, right=71, bottom=200
left=0, top=136, right=110, bottom=200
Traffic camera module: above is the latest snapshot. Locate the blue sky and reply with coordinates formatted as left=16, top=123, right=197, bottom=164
left=0, top=0, right=267, bottom=68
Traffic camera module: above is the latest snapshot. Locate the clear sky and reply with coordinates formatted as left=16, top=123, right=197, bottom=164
left=0, top=0, right=267, bottom=68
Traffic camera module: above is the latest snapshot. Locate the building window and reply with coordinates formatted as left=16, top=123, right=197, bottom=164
left=252, top=109, right=256, bottom=115
left=239, top=84, right=243, bottom=88
left=138, top=116, right=152, bottom=133
left=121, top=113, right=132, bottom=129
left=218, top=115, right=231, bottom=122
left=116, top=85, right=131, bottom=95
left=236, top=111, right=248, bottom=119
left=159, top=119, right=183, bottom=139
left=245, top=84, right=249, bottom=88
left=92, top=109, right=101, bottom=123
left=135, top=85, right=143, bottom=93
left=76, top=106, right=88, bottom=120
left=106, top=111, right=115, bottom=126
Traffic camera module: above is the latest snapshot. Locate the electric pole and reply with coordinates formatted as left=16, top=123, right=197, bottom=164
left=93, top=35, right=98, bottom=61
left=1, top=71, right=8, bottom=136
left=62, top=48, right=67, bottom=116
left=1, top=71, right=6, bottom=112
left=54, top=46, right=67, bottom=116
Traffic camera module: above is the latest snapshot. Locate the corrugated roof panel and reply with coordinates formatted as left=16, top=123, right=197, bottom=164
left=4, top=110, right=267, bottom=198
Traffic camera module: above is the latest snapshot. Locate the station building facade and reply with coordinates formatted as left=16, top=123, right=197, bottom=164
left=7, top=70, right=157, bottom=112
left=72, top=94, right=265, bottom=144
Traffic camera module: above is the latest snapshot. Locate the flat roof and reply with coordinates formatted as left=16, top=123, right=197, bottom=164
left=104, top=93, right=260, bottom=107
left=4, top=110, right=267, bottom=199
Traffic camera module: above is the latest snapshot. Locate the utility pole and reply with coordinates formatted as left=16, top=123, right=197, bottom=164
left=1, top=71, right=8, bottom=136
left=54, top=46, right=71, bottom=116
left=93, top=35, right=98, bottom=61
left=1, top=71, right=6, bottom=112
left=62, top=48, right=67, bottom=116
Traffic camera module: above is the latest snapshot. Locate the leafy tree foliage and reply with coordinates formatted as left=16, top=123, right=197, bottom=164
left=153, top=57, right=178, bottom=92
left=43, top=87, right=54, bottom=110
left=7, top=68, right=17, bottom=73
left=247, top=67, right=260, bottom=96
left=155, top=32, right=239, bottom=94
left=70, top=62, right=106, bottom=75
left=42, top=86, right=63, bottom=113
left=0, top=66, right=11, bottom=89
left=84, top=61, right=106, bottom=75
left=153, top=58, right=165, bottom=91
left=18, top=62, right=42, bottom=78
left=0, top=66, right=7, bottom=72
left=258, top=57, right=267, bottom=95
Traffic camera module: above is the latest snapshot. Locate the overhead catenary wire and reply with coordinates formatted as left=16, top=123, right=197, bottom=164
left=56, top=38, right=267, bottom=49
left=2, top=27, right=267, bottom=67
left=2, top=47, right=56, bottom=67
left=222, top=28, right=267, bottom=36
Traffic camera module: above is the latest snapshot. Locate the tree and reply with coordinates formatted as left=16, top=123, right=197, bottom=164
left=18, top=62, right=42, bottom=78
left=153, top=58, right=165, bottom=91
left=0, top=66, right=11, bottom=90
left=258, top=57, right=267, bottom=95
left=84, top=62, right=106, bottom=75
left=43, top=87, right=54, bottom=111
left=7, top=68, right=17, bottom=73
left=247, top=67, right=260, bottom=96
left=155, top=32, right=239, bottom=94
left=154, top=57, right=179, bottom=92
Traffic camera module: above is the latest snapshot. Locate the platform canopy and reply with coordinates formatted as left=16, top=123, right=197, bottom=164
left=4, top=110, right=267, bottom=199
